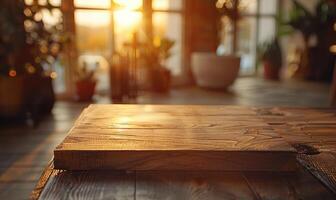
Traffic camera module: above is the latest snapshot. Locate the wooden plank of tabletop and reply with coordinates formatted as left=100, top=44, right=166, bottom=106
left=32, top=162, right=335, bottom=200
left=37, top=170, right=135, bottom=200
left=298, top=152, right=336, bottom=195
left=72, top=105, right=267, bottom=130
left=30, top=161, right=54, bottom=200
left=54, top=105, right=296, bottom=171
left=135, top=171, right=256, bottom=200
left=258, top=107, right=336, bottom=153
left=244, top=167, right=336, bottom=199
left=258, top=108, right=336, bottom=196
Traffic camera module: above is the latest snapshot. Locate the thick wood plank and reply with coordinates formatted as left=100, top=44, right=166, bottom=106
left=257, top=107, right=336, bottom=194
left=54, top=151, right=296, bottom=171
left=54, top=105, right=296, bottom=171
left=257, top=107, right=336, bottom=153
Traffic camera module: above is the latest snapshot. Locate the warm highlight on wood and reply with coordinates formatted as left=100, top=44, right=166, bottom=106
left=54, top=105, right=296, bottom=171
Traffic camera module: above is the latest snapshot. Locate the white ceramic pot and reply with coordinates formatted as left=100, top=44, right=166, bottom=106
left=191, top=53, right=240, bottom=89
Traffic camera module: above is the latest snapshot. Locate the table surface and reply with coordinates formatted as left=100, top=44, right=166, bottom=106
left=31, top=106, right=336, bottom=199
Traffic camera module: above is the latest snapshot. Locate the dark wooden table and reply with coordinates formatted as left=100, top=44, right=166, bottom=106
left=31, top=106, right=336, bottom=199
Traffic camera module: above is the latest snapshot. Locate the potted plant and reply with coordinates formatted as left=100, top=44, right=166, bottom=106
left=75, top=62, right=97, bottom=101
left=191, top=0, right=241, bottom=90
left=22, top=3, right=66, bottom=121
left=283, top=0, right=336, bottom=80
left=141, top=37, right=175, bottom=93
left=192, top=53, right=241, bottom=89
left=258, top=39, right=283, bottom=80
left=0, top=1, right=26, bottom=118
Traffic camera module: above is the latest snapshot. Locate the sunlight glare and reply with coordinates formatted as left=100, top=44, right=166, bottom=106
left=114, top=10, right=142, bottom=33
left=113, top=0, right=142, bottom=10
left=75, top=10, right=110, bottom=27
left=75, top=0, right=110, bottom=8
left=153, top=0, right=169, bottom=10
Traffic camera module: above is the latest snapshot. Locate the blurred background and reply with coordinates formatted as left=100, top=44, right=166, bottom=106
left=0, top=0, right=336, bottom=199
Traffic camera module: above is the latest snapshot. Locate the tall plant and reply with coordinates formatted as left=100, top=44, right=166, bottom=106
left=0, top=0, right=66, bottom=77
left=0, top=0, right=26, bottom=75
left=216, top=0, right=240, bottom=53
left=284, top=0, right=336, bottom=80
left=141, top=37, right=175, bottom=68
left=259, top=39, right=283, bottom=69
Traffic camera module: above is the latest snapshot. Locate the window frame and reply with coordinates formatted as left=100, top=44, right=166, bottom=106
left=239, top=0, right=280, bottom=75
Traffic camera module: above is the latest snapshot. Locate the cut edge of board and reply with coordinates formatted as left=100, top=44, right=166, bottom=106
left=54, top=149, right=297, bottom=171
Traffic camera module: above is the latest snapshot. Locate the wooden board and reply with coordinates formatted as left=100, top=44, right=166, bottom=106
left=257, top=107, right=336, bottom=193
left=257, top=107, right=336, bottom=153
left=31, top=161, right=336, bottom=200
left=54, top=105, right=296, bottom=171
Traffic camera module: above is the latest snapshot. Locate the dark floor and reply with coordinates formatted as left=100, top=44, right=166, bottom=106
left=0, top=77, right=331, bottom=200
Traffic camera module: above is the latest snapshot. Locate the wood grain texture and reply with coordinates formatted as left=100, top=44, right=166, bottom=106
left=244, top=168, right=335, bottom=200
left=38, top=169, right=135, bottom=200
left=30, top=160, right=54, bottom=200
left=54, top=105, right=296, bottom=171
left=298, top=152, right=336, bottom=195
left=135, top=171, right=255, bottom=200
left=34, top=162, right=335, bottom=200
left=257, top=107, right=336, bottom=194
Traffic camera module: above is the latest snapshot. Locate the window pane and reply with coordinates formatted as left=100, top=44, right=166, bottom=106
left=74, top=0, right=111, bottom=8
left=238, top=17, right=257, bottom=75
left=260, top=0, right=277, bottom=15
left=258, top=18, right=276, bottom=43
left=153, top=12, right=182, bottom=76
left=75, top=10, right=112, bottom=94
left=75, top=10, right=111, bottom=54
left=240, top=0, right=257, bottom=14
left=218, top=16, right=234, bottom=54
left=113, top=11, right=143, bottom=51
left=113, top=0, right=142, bottom=10
left=153, top=0, right=183, bottom=10
left=53, top=60, right=66, bottom=94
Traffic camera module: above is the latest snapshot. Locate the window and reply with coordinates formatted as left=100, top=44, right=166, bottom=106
left=218, top=0, right=279, bottom=75
left=152, top=0, right=184, bottom=76
left=153, top=0, right=183, bottom=10
left=238, top=18, right=257, bottom=75
left=74, top=0, right=110, bottom=9
left=72, top=0, right=184, bottom=94
left=74, top=3, right=111, bottom=95
left=242, top=0, right=278, bottom=75
left=75, top=10, right=111, bottom=54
